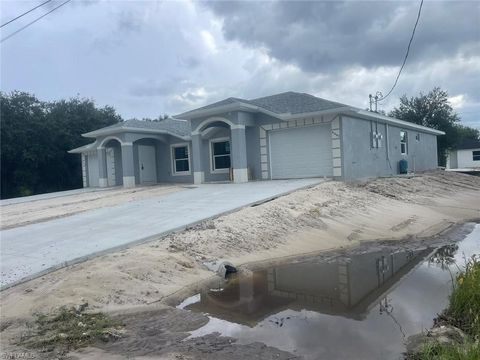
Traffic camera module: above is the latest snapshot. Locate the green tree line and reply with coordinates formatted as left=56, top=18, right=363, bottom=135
left=1, top=91, right=121, bottom=199
left=389, top=87, right=479, bottom=166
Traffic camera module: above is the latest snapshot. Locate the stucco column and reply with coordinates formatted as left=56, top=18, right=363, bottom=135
left=97, top=147, right=108, bottom=187
left=121, top=143, right=135, bottom=188
left=81, top=154, right=88, bottom=188
left=191, top=134, right=204, bottom=184
left=231, top=126, right=248, bottom=183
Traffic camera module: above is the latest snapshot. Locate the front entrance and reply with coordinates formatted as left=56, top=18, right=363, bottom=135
left=138, top=145, right=157, bottom=185
left=106, top=147, right=116, bottom=186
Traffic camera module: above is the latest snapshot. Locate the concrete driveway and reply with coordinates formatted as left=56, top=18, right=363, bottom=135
left=0, top=179, right=323, bottom=288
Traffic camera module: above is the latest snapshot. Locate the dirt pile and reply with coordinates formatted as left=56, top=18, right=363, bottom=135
left=1, top=171, right=479, bottom=348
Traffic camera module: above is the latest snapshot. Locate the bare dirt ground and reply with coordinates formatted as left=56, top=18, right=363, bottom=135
left=0, top=185, right=183, bottom=229
left=1, top=171, right=479, bottom=359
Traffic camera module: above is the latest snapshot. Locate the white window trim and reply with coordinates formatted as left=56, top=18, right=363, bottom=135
left=209, top=137, right=231, bottom=174
left=170, top=143, right=191, bottom=176
left=400, top=130, right=408, bottom=155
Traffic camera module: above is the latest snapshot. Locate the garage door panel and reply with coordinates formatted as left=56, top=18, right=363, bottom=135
left=269, top=125, right=332, bottom=179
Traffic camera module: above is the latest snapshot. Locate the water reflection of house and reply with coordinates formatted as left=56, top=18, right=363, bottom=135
left=187, top=248, right=432, bottom=327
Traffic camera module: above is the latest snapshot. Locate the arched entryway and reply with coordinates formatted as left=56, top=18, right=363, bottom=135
left=100, top=138, right=124, bottom=187
left=191, top=116, right=248, bottom=184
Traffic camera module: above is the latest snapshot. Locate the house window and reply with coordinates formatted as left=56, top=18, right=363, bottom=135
left=211, top=139, right=231, bottom=172
left=400, top=131, right=408, bottom=155
left=473, top=150, right=480, bottom=161
left=171, top=144, right=190, bottom=175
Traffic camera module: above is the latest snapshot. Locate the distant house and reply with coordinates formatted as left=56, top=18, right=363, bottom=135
left=446, top=139, right=480, bottom=170
left=69, top=92, right=444, bottom=188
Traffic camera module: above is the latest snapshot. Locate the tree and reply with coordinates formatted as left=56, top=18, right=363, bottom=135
left=0, top=91, right=122, bottom=199
left=389, top=87, right=479, bottom=166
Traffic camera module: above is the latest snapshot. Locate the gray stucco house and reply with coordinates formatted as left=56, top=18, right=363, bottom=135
left=69, top=92, right=444, bottom=188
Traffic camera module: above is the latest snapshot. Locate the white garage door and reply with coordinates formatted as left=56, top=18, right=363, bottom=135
left=269, top=125, right=332, bottom=179
left=87, top=152, right=99, bottom=187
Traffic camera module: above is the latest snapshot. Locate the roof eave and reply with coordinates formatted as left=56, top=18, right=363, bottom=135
left=68, top=142, right=97, bottom=154
left=174, top=101, right=258, bottom=120
left=281, top=106, right=357, bottom=120
left=82, top=127, right=191, bottom=140
left=347, top=110, right=446, bottom=136
left=175, top=101, right=356, bottom=121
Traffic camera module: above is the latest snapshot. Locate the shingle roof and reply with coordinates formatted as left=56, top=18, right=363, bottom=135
left=93, top=118, right=190, bottom=137
left=247, top=92, right=350, bottom=114
left=456, top=138, right=480, bottom=150
left=184, top=97, right=245, bottom=113
left=175, top=91, right=352, bottom=119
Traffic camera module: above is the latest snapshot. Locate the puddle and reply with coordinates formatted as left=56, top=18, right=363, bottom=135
left=178, top=224, right=480, bottom=360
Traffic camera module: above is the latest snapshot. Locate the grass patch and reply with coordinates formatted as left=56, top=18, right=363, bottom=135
left=408, top=255, right=480, bottom=360
left=17, top=307, right=124, bottom=356
left=413, top=340, right=480, bottom=360
left=442, top=255, right=480, bottom=338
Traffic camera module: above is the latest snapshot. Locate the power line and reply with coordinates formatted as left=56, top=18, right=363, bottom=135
left=370, top=0, right=424, bottom=108
left=1, top=0, right=72, bottom=44
left=1, top=0, right=53, bottom=28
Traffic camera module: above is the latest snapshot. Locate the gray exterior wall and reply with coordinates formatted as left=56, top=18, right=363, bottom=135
left=202, top=127, right=231, bottom=182
left=156, top=136, right=193, bottom=183
left=341, top=115, right=439, bottom=181
left=108, top=142, right=123, bottom=186
left=246, top=126, right=261, bottom=180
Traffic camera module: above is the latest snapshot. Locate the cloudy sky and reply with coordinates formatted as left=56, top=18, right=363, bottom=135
left=1, top=0, right=479, bottom=128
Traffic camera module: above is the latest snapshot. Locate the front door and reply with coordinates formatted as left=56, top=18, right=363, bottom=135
left=106, top=147, right=116, bottom=186
left=138, top=145, right=157, bottom=185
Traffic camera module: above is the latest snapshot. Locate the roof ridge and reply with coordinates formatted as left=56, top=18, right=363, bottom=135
left=249, top=91, right=298, bottom=101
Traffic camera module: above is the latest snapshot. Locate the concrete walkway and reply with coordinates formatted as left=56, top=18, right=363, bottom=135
left=0, top=179, right=323, bottom=288
left=0, top=187, right=113, bottom=206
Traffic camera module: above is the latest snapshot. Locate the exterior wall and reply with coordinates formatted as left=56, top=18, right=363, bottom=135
left=446, top=150, right=458, bottom=169
left=86, top=151, right=99, bottom=187
left=202, top=127, right=231, bottom=182
left=156, top=136, right=193, bottom=183
left=454, top=148, right=480, bottom=168
left=341, top=115, right=439, bottom=181
left=105, top=141, right=123, bottom=186
left=133, top=137, right=195, bottom=185
left=246, top=126, right=262, bottom=180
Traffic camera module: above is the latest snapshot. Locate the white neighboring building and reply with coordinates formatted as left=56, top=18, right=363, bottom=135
left=446, top=139, right=480, bottom=169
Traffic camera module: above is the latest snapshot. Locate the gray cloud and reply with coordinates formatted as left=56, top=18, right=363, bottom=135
left=129, top=78, right=196, bottom=97
left=203, top=1, right=480, bottom=72
left=117, top=10, right=143, bottom=34
left=178, top=56, right=201, bottom=69
left=1, top=0, right=478, bottom=129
